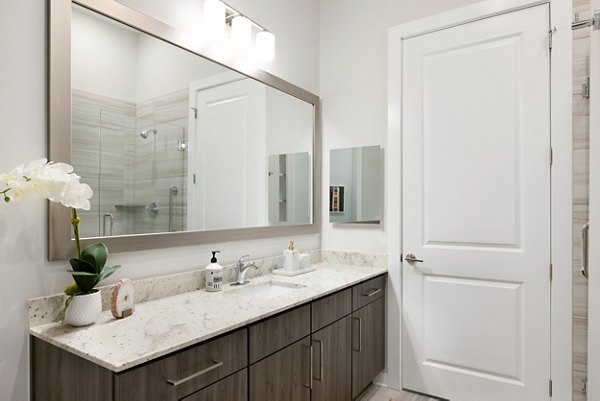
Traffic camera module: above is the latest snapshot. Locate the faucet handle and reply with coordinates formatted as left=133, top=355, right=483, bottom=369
left=238, top=254, right=250, bottom=265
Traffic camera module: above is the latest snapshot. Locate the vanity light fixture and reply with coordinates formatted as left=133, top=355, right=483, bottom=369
left=203, top=0, right=226, bottom=37
left=203, top=0, right=276, bottom=62
left=256, top=30, right=275, bottom=62
left=231, top=15, right=252, bottom=50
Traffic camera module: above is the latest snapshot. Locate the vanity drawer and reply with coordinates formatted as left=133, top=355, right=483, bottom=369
left=181, top=370, right=247, bottom=401
left=311, top=288, right=352, bottom=332
left=352, top=274, right=386, bottom=311
left=249, top=304, right=310, bottom=363
left=115, top=328, right=247, bottom=401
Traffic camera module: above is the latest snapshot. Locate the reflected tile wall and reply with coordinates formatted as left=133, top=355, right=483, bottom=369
left=72, top=90, right=135, bottom=238
left=72, top=89, right=187, bottom=237
left=135, top=89, right=188, bottom=234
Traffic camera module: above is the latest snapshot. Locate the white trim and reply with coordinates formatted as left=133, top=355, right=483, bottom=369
left=588, top=0, right=600, bottom=397
left=386, top=0, right=572, bottom=397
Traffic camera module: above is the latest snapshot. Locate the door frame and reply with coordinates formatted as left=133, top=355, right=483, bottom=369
left=385, top=0, right=572, bottom=398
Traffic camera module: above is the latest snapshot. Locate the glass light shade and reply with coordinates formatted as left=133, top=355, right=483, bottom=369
left=203, top=0, right=226, bottom=37
left=256, top=31, right=275, bottom=62
left=231, top=16, right=253, bottom=49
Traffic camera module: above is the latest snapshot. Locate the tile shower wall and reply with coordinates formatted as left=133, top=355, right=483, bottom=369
left=72, top=90, right=136, bottom=238
left=72, top=89, right=188, bottom=236
left=572, top=0, right=591, bottom=399
left=136, top=89, right=188, bottom=233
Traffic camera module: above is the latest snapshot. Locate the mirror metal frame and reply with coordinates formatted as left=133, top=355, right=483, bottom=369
left=48, top=0, right=321, bottom=260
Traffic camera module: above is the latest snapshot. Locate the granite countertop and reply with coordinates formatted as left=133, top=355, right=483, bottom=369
left=29, top=263, right=387, bottom=373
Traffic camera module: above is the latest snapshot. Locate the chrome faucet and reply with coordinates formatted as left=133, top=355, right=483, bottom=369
left=235, top=254, right=259, bottom=285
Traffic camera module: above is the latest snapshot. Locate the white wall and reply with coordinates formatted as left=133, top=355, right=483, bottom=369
left=0, top=1, right=318, bottom=400
left=72, top=6, right=138, bottom=102
left=118, top=0, right=320, bottom=94
left=320, top=0, right=484, bottom=253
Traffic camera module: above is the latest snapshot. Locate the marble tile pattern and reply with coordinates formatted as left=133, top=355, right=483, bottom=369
left=572, top=0, right=591, bottom=399
left=28, top=261, right=387, bottom=372
left=28, top=250, right=327, bottom=328
left=320, top=249, right=387, bottom=269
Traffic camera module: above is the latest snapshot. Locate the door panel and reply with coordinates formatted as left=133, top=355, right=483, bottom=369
left=192, top=79, right=266, bottom=230
left=401, top=5, right=551, bottom=400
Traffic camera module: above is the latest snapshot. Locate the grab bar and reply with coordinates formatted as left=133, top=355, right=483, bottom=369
left=103, top=213, right=113, bottom=236
left=168, top=186, right=178, bottom=232
left=582, top=223, right=590, bottom=278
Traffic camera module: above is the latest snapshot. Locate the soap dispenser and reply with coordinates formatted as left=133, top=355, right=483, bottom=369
left=205, top=251, right=223, bottom=292
left=283, top=241, right=299, bottom=271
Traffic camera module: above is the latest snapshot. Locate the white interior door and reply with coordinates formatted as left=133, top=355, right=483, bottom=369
left=401, top=5, right=551, bottom=400
left=191, top=79, right=266, bottom=230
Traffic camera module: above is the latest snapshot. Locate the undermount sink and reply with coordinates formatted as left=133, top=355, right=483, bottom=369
left=229, top=281, right=306, bottom=299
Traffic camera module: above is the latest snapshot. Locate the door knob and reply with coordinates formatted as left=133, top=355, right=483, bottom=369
left=404, top=253, right=423, bottom=263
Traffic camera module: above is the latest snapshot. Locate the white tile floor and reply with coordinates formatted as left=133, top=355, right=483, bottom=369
left=358, top=385, right=440, bottom=401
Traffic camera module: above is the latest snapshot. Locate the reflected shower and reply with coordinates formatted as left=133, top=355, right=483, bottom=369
left=139, top=129, right=157, bottom=139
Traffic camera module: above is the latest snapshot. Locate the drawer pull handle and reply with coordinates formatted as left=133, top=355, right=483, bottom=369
left=363, top=288, right=382, bottom=297
left=166, top=360, right=223, bottom=387
left=352, top=317, right=362, bottom=352
left=313, top=339, right=324, bottom=382
left=303, top=344, right=314, bottom=389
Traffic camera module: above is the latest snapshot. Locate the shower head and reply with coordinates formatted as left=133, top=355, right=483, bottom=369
left=140, top=129, right=157, bottom=139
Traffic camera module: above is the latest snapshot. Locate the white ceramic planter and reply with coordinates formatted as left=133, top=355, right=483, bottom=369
left=64, top=291, right=102, bottom=327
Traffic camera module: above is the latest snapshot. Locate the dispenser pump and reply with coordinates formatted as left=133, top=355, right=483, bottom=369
left=211, top=250, right=220, bottom=263
left=289, top=241, right=295, bottom=251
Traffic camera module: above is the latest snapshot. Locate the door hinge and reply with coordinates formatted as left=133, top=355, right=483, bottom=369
left=583, top=77, right=591, bottom=99
left=549, top=379, right=553, bottom=397
left=548, top=27, right=556, bottom=50
left=549, top=147, right=553, bottom=166
left=191, top=107, right=198, bottom=119
left=549, top=264, right=553, bottom=281
left=193, top=173, right=196, bottom=184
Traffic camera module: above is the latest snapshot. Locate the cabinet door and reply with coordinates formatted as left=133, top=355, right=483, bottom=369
left=249, top=337, right=311, bottom=401
left=352, top=297, right=385, bottom=399
left=312, top=316, right=352, bottom=401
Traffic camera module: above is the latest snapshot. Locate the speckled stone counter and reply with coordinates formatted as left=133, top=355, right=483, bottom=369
left=28, top=261, right=387, bottom=373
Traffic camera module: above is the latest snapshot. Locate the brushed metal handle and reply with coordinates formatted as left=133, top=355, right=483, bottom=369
left=582, top=223, right=590, bottom=278
left=312, top=339, right=324, bottom=382
left=352, top=317, right=362, bottom=352
left=363, top=288, right=382, bottom=297
left=405, top=253, right=423, bottom=263
left=303, top=344, right=313, bottom=389
left=166, top=360, right=223, bottom=386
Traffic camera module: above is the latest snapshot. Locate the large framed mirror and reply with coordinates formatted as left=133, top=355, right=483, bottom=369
left=49, top=0, right=320, bottom=260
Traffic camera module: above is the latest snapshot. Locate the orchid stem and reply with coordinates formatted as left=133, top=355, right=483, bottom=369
left=71, top=208, right=81, bottom=259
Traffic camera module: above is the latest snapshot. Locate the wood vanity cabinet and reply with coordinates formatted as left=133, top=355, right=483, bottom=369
left=30, top=274, right=386, bottom=401
left=351, top=275, right=387, bottom=399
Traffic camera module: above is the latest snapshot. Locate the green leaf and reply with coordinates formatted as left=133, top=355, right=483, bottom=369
left=69, top=258, right=96, bottom=274
left=98, top=265, right=120, bottom=283
left=82, top=243, right=108, bottom=272
left=66, top=270, right=99, bottom=293
left=81, top=253, right=98, bottom=271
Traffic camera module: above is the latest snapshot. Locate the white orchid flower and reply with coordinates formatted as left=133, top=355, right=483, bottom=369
left=1, top=159, right=93, bottom=210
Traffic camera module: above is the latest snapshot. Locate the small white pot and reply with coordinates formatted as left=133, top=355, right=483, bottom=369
left=64, top=291, right=102, bottom=327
